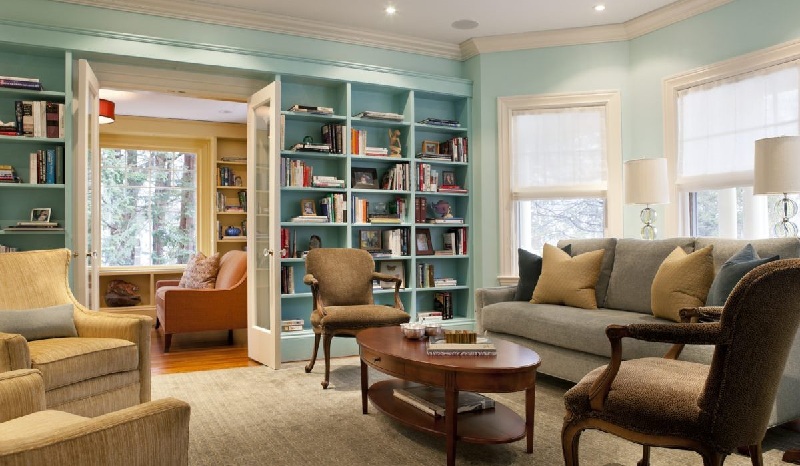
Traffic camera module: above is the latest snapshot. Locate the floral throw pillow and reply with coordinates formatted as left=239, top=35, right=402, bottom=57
left=179, top=252, right=221, bottom=289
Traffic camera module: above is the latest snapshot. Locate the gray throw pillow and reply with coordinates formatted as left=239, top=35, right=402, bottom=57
left=0, top=304, right=78, bottom=341
left=705, top=244, right=779, bottom=306
left=514, top=244, right=571, bottom=301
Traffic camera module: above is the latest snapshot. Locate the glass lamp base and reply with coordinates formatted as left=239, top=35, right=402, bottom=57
left=640, top=206, right=657, bottom=240
left=773, top=195, right=799, bottom=238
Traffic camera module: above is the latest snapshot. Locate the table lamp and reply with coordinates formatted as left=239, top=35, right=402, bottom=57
left=624, top=158, right=669, bottom=240
left=754, top=136, right=800, bottom=237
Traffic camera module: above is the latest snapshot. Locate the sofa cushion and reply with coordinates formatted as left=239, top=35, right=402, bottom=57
left=557, top=238, right=617, bottom=308
left=651, top=245, right=715, bottom=322
left=531, top=244, right=604, bottom=309
left=604, top=237, right=696, bottom=314
left=513, top=245, right=571, bottom=301
left=0, top=304, right=77, bottom=341
left=706, top=244, right=778, bottom=306
left=215, top=250, right=247, bottom=289
left=694, top=237, right=799, bottom=272
left=480, top=301, right=712, bottom=363
left=179, top=252, right=220, bottom=289
left=27, top=337, right=139, bottom=390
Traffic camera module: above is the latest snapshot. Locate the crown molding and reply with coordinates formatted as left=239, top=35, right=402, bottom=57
left=52, top=0, right=462, bottom=60
left=462, top=0, right=733, bottom=58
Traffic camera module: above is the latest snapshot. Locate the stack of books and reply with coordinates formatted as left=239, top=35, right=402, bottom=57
left=311, top=176, right=345, bottom=188
left=288, top=104, right=333, bottom=115
left=392, top=384, right=494, bottom=417
left=364, top=147, right=388, bottom=157
left=418, top=117, right=461, bottom=128
left=281, top=319, right=304, bottom=332
left=0, top=75, right=42, bottom=91
left=5, top=221, right=62, bottom=231
left=291, top=215, right=329, bottom=223
left=290, top=142, right=331, bottom=153
left=354, top=110, right=403, bottom=121
left=0, top=165, right=18, bottom=183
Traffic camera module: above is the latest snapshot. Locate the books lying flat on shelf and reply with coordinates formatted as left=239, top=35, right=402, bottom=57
left=427, top=218, right=464, bottom=224
left=290, top=142, right=331, bottom=153
left=220, top=156, right=247, bottom=162
left=417, top=311, right=443, bottom=322
left=418, top=117, right=461, bottom=128
left=427, top=339, right=497, bottom=356
left=393, top=385, right=495, bottom=417
left=354, top=111, right=404, bottom=121
left=4, top=226, right=64, bottom=231
left=291, top=216, right=329, bottom=223
left=434, top=278, right=457, bottom=287
left=438, top=185, right=468, bottom=193
left=369, top=217, right=401, bottom=224
left=281, top=319, right=305, bottom=332
left=289, top=104, right=334, bottom=115
left=16, top=221, right=58, bottom=227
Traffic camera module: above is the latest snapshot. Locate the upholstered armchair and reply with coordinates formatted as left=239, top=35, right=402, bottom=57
left=155, top=250, right=247, bottom=352
left=0, top=249, right=151, bottom=417
left=303, top=248, right=410, bottom=388
left=562, top=259, right=800, bottom=466
left=0, top=368, right=190, bottom=465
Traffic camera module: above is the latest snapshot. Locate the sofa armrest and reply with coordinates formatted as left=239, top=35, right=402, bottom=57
left=72, top=304, right=152, bottom=403
left=156, top=279, right=181, bottom=290
left=474, top=286, right=517, bottom=333
left=158, top=283, right=247, bottom=331
left=0, top=369, right=45, bottom=422
left=0, top=397, right=190, bottom=465
left=0, top=333, right=30, bottom=372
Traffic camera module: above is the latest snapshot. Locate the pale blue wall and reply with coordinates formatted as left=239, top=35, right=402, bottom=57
left=468, top=0, right=800, bottom=288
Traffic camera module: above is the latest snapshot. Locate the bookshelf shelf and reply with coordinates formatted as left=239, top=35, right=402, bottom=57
left=274, top=76, right=473, bottom=362
left=0, top=135, right=65, bottom=144
left=213, top=135, right=248, bottom=256
left=0, top=183, right=65, bottom=189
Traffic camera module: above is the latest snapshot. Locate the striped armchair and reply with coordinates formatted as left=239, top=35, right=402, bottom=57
left=0, top=249, right=151, bottom=417
left=0, top=369, right=189, bottom=465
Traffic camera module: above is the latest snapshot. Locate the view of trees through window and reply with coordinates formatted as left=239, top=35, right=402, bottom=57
left=100, top=148, right=197, bottom=266
left=691, top=189, right=799, bottom=238
left=518, top=198, right=605, bottom=254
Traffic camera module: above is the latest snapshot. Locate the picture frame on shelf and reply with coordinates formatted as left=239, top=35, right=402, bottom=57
left=379, top=260, right=405, bottom=289
left=300, top=199, right=316, bottom=216
left=31, top=208, right=51, bottom=223
left=352, top=167, right=379, bottom=189
left=442, top=171, right=455, bottom=186
left=421, top=140, right=439, bottom=155
left=415, top=228, right=434, bottom=255
left=359, top=229, right=382, bottom=251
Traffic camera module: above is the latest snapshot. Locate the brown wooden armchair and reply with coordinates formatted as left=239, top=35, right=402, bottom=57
left=303, top=248, right=410, bottom=388
left=562, top=259, right=800, bottom=466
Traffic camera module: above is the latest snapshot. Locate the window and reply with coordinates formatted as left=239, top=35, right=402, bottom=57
left=497, top=92, right=622, bottom=281
left=100, top=145, right=199, bottom=266
left=665, top=41, right=800, bottom=238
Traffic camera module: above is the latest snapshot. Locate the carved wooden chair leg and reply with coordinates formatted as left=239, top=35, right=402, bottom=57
left=785, top=450, right=800, bottom=464
left=637, top=445, right=651, bottom=466
left=561, top=422, right=582, bottom=466
left=154, top=317, right=160, bottom=329
left=748, top=444, right=763, bottom=466
left=305, top=332, right=321, bottom=373
left=321, top=333, right=333, bottom=389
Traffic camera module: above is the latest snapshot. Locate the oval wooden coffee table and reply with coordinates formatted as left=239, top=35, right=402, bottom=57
left=357, top=326, right=541, bottom=466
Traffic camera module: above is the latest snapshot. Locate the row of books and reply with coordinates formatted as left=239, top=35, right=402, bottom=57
left=216, top=191, right=246, bottom=213
left=280, top=228, right=295, bottom=258
left=280, top=158, right=313, bottom=187
left=417, top=163, right=441, bottom=192
left=440, top=228, right=467, bottom=256
left=217, top=166, right=241, bottom=187
left=392, top=385, right=494, bottom=418
left=434, top=291, right=454, bottom=319
left=0, top=75, right=42, bottom=91
left=380, top=163, right=410, bottom=190
left=281, top=318, right=305, bottom=332
left=319, top=193, right=347, bottom=223
left=29, top=148, right=65, bottom=184
left=381, top=228, right=409, bottom=257
left=7, top=101, right=65, bottom=138
left=0, top=244, right=20, bottom=253
left=440, top=137, right=468, bottom=162
left=416, top=262, right=459, bottom=288
left=280, top=265, right=295, bottom=294
left=320, top=123, right=345, bottom=154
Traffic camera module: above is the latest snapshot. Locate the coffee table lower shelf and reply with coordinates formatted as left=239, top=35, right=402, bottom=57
left=368, top=379, right=526, bottom=445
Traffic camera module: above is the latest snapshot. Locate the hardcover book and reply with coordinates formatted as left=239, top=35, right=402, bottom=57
left=392, top=385, right=494, bottom=417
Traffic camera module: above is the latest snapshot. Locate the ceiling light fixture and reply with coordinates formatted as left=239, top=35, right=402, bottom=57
left=451, top=19, right=479, bottom=30
left=594, top=4, right=606, bottom=12
left=385, top=5, right=396, bottom=15
left=99, top=99, right=115, bottom=124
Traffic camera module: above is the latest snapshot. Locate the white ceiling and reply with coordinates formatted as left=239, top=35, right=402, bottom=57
left=89, top=0, right=693, bottom=124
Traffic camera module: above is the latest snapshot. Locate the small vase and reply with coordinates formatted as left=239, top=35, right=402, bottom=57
left=225, top=226, right=242, bottom=236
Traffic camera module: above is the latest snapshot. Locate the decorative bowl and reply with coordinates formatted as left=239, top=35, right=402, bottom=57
left=400, top=323, right=425, bottom=339
left=424, top=322, right=442, bottom=337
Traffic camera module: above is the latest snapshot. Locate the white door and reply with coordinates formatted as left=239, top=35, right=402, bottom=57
left=247, top=82, right=282, bottom=368
left=73, top=59, right=101, bottom=309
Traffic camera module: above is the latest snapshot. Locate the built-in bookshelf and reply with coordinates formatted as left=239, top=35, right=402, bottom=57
left=0, top=48, right=70, bottom=254
left=214, top=136, right=248, bottom=256
left=275, top=77, right=472, bottom=362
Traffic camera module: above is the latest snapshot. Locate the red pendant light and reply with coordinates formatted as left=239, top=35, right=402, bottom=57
left=99, top=99, right=115, bottom=124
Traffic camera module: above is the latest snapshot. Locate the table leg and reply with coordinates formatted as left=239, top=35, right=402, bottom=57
left=360, top=357, right=368, bottom=414
left=445, top=373, right=457, bottom=466
left=525, top=382, right=536, bottom=453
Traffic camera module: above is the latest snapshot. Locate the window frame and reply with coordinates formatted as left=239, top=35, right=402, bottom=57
left=497, top=91, right=623, bottom=284
left=663, top=38, right=800, bottom=237
left=99, top=133, right=211, bottom=269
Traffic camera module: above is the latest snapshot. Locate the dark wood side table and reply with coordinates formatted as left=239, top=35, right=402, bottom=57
left=357, top=326, right=541, bottom=466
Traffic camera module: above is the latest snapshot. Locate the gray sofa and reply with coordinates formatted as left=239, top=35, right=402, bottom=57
left=475, top=237, right=800, bottom=426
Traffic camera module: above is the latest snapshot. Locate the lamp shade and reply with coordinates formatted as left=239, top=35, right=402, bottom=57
left=99, top=99, right=115, bottom=124
left=754, top=136, right=800, bottom=194
left=624, top=157, right=669, bottom=205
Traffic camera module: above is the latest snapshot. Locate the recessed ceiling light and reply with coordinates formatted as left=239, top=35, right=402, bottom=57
left=451, top=19, right=479, bottom=30
left=385, top=5, right=396, bottom=15
left=594, top=4, right=606, bottom=12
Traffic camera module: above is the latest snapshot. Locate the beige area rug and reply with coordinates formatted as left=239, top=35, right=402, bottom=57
left=152, top=357, right=797, bottom=465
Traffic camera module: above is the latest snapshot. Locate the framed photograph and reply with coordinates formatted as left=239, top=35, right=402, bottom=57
left=31, top=208, right=51, bottom=223
left=442, top=171, right=455, bottom=186
left=352, top=167, right=378, bottom=189
left=415, top=228, right=434, bottom=255
left=359, top=229, right=382, bottom=251
left=379, top=260, right=405, bottom=289
left=421, top=140, right=439, bottom=155
left=300, top=199, right=316, bottom=216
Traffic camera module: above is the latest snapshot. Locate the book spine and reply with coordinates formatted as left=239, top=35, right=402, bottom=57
left=46, top=102, right=59, bottom=138
left=29, top=153, right=38, bottom=184
left=56, top=146, right=65, bottom=184
left=14, top=101, right=24, bottom=135
left=45, top=149, right=56, bottom=184
left=0, top=79, right=42, bottom=90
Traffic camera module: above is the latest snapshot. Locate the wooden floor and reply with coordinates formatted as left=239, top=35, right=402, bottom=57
left=150, top=329, right=261, bottom=375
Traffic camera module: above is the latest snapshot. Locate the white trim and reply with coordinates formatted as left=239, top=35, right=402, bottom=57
left=496, top=91, right=622, bottom=278
left=663, top=37, right=800, bottom=237
left=512, top=186, right=607, bottom=200
left=55, top=0, right=729, bottom=61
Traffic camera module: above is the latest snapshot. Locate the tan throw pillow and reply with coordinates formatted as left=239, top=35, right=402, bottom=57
left=651, top=245, right=714, bottom=322
left=179, top=252, right=220, bottom=289
left=531, top=244, right=605, bottom=309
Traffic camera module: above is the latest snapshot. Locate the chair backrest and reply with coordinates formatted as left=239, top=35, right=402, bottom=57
left=215, top=250, right=247, bottom=289
left=305, top=248, right=374, bottom=306
left=0, top=249, right=75, bottom=310
left=698, top=258, right=800, bottom=450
